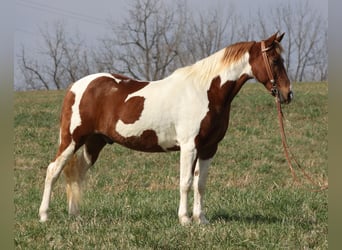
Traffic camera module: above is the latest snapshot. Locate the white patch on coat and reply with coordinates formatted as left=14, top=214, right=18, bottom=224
left=69, top=73, right=118, bottom=134
left=219, top=53, right=253, bottom=83
left=115, top=75, right=210, bottom=150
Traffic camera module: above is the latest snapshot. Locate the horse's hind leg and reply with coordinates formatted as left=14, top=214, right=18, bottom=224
left=39, top=142, right=76, bottom=222
left=63, top=134, right=107, bottom=217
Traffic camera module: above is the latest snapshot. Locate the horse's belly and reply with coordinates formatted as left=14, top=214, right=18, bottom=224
left=114, top=121, right=179, bottom=152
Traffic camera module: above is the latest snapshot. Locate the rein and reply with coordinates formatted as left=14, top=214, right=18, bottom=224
left=261, top=41, right=327, bottom=191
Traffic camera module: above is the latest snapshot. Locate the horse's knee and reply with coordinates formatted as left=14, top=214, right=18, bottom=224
left=45, top=161, right=63, bottom=185
left=180, top=177, right=193, bottom=193
left=45, top=162, right=57, bottom=182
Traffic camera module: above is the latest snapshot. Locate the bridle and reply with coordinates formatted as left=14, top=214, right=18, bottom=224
left=261, top=40, right=297, bottom=184
left=261, top=40, right=278, bottom=98
left=260, top=40, right=327, bottom=191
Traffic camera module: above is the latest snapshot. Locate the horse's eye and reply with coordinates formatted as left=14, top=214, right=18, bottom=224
left=271, top=59, right=278, bottom=65
left=272, top=58, right=283, bottom=65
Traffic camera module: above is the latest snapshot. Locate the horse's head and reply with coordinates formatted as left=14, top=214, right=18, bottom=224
left=250, top=32, right=293, bottom=104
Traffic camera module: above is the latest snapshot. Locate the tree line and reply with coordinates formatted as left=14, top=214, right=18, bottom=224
left=17, top=0, right=327, bottom=90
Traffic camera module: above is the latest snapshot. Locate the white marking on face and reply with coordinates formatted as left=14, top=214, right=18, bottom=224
left=69, top=73, right=118, bottom=134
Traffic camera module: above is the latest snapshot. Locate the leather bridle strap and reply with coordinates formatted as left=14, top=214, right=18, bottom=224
left=261, top=41, right=327, bottom=191
left=261, top=41, right=278, bottom=96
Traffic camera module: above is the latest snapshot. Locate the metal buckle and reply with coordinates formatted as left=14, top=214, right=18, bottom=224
left=271, top=80, right=278, bottom=97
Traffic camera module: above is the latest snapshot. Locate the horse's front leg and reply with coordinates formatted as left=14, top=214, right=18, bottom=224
left=192, top=158, right=211, bottom=224
left=178, top=144, right=197, bottom=225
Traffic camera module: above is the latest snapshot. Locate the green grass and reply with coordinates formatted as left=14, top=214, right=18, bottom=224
left=14, top=82, right=327, bottom=249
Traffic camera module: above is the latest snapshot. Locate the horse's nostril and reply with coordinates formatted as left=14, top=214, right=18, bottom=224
left=288, top=91, right=294, bottom=100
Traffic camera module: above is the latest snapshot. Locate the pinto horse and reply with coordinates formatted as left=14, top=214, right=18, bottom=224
left=39, top=32, right=292, bottom=225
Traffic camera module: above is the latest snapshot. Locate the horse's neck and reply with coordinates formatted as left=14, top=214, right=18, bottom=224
left=200, top=51, right=253, bottom=107
left=217, top=53, right=252, bottom=85
left=173, top=49, right=252, bottom=91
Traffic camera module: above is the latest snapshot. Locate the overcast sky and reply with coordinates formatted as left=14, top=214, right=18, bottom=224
left=14, top=0, right=328, bottom=88
left=15, top=0, right=327, bottom=43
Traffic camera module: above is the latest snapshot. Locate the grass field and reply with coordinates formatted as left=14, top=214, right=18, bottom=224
left=14, top=82, right=327, bottom=249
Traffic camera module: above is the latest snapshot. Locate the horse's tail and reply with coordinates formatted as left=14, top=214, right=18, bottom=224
left=63, top=150, right=89, bottom=216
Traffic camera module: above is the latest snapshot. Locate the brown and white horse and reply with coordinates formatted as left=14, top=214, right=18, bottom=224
left=39, top=32, right=292, bottom=225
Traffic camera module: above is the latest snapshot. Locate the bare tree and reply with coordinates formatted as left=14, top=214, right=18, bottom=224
left=62, top=33, right=91, bottom=83
left=18, top=22, right=91, bottom=90
left=311, top=30, right=328, bottom=81
left=95, top=0, right=243, bottom=81
left=19, top=46, right=51, bottom=90
left=179, top=6, right=238, bottom=67
left=257, top=1, right=327, bottom=82
left=17, top=1, right=327, bottom=90
left=95, top=0, right=187, bottom=81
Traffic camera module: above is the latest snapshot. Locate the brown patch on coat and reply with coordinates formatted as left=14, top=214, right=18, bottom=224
left=56, top=89, right=75, bottom=159
left=167, top=145, right=180, bottom=151
left=116, top=129, right=165, bottom=152
left=195, top=74, right=252, bottom=160
left=118, top=96, right=145, bottom=124
left=64, top=75, right=171, bottom=154
left=84, top=134, right=108, bottom=164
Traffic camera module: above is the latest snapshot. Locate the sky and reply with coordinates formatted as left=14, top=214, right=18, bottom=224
left=14, top=0, right=328, bottom=89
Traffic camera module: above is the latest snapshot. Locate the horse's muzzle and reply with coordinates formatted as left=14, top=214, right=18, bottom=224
left=278, top=90, right=293, bottom=104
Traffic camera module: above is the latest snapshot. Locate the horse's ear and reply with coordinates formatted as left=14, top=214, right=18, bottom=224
left=264, top=32, right=278, bottom=47
left=276, top=32, right=285, bottom=43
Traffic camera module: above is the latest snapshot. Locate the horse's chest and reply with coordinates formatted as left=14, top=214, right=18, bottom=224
left=197, top=105, right=231, bottom=145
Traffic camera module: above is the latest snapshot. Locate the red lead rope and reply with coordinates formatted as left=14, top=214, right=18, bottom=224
left=275, top=97, right=328, bottom=191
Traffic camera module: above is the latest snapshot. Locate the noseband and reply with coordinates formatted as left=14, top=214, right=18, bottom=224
left=261, top=41, right=278, bottom=97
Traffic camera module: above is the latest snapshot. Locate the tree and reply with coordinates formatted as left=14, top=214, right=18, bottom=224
left=18, top=22, right=91, bottom=90
left=178, top=6, right=238, bottom=67
left=17, top=1, right=327, bottom=90
left=95, top=0, right=187, bottom=81
left=257, top=1, right=327, bottom=82
left=94, top=0, right=241, bottom=81
left=310, top=30, right=328, bottom=81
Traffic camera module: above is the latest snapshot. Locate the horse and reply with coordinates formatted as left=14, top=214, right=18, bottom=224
left=39, top=32, right=293, bottom=225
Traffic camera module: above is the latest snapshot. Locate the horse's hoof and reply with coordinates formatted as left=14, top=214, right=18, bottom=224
left=39, top=213, right=48, bottom=222
left=193, top=215, right=209, bottom=225
left=179, top=216, right=192, bottom=226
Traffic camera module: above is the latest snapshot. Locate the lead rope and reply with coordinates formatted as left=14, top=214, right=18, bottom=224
left=261, top=40, right=327, bottom=191
left=275, top=97, right=328, bottom=191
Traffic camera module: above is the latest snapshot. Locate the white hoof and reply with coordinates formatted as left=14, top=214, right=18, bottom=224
left=179, top=215, right=192, bottom=226
left=193, top=215, right=209, bottom=225
left=39, top=212, right=48, bottom=222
